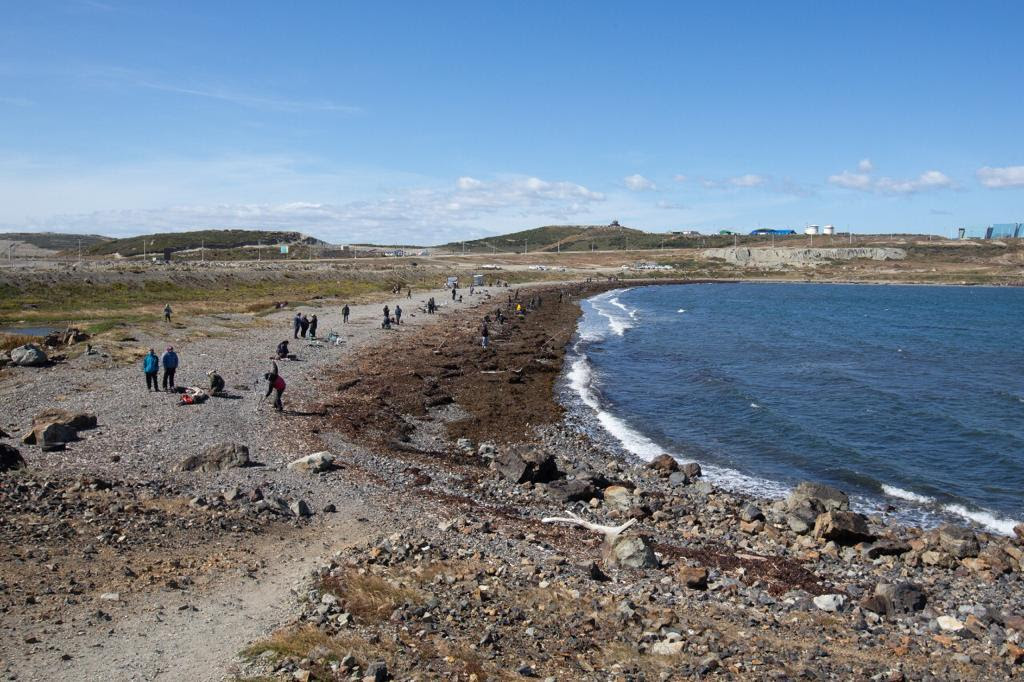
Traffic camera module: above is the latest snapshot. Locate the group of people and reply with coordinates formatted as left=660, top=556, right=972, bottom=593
left=292, top=313, right=319, bottom=339
left=142, top=346, right=179, bottom=391
left=381, top=304, right=402, bottom=329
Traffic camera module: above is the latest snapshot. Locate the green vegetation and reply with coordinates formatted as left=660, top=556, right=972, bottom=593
left=85, top=229, right=320, bottom=257
left=0, top=232, right=110, bottom=251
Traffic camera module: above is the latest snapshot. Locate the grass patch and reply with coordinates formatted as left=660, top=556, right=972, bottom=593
left=319, top=571, right=423, bottom=625
left=0, top=334, right=37, bottom=352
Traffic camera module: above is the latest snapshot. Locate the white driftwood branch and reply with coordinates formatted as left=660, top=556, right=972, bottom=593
left=542, top=510, right=636, bottom=541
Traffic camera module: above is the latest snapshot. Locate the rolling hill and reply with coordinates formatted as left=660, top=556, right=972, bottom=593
left=85, top=229, right=321, bottom=258
left=435, top=224, right=704, bottom=253
left=0, top=232, right=111, bottom=252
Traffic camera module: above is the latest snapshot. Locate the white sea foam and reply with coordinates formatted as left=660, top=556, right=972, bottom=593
left=750, top=403, right=760, bottom=409
left=942, top=504, right=1021, bottom=536
left=590, top=291, right=634, bottom=336
left=676, top=308, right=686, bottom=313
left=881, top=484, right=935, bottom=504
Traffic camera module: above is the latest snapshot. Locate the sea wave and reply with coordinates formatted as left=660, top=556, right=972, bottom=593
left=589, top=290, right=635, bottom=337
left=942, top=504, right=1021, bottom=536
left=881, top=484, right=935, bottom=504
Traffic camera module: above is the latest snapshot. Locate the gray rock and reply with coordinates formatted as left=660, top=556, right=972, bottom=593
left=873, top=582, right=927, bottom=614
left=0, top=444, right=25, bottom=472
left=786, top=481, right=849, bottom=512
left=938, top=524, right=980, bottom=559
left=36, top=423, right=78, bottom=446
left=813, top=594, right=847, bottom=612
left=681, top=462, right=702, bottom=479
left=602, top=485, right=633, bottom=512
left=863, top=539, right=912, bottom=560
left=365, top=661, right=388, bottom=682
left=546, top=479, right=598, bottom=503
left=786, top=507, right=818, bottom=534
left=813, top=510, right=873, bottom=545
left=287, top=451, right=335, bottom=473
left=177, top=442, right=251, bottom=472
left=667, top=471, right=690, bottom=487
left=10, top=344, right=48, bottom=367
left=289, top=500, right=312, bottom=517
left=691, top=480, right=714, bottom=495
left=494, top=445, right=560, bottom=484
left=740, top=504, right=764, bottom=523
left=603, top=534, right=658, bottom=569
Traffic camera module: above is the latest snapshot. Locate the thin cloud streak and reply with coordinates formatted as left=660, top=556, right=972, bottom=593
left=135, top=80, right=362, bottom=114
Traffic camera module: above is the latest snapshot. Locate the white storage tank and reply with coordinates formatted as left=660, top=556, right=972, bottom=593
left=805, top=224, right=820, bottom=235
left=823, top=224, right=835, bottom=235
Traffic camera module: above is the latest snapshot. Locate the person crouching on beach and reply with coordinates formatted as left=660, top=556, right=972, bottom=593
left=207, top=369, right=225, bottom=395
left=265, top=368, right=286, bottom=411
left=143, top=348, right=159, bottom=391
left=276, top=340, right=290, bottom=360
left=160, top=345, right=179, bottom=390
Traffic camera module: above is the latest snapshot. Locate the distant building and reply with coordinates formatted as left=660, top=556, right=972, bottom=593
left=985, top=223, right=1023, bottom=239
left=749, top=228, right=796, bottom=236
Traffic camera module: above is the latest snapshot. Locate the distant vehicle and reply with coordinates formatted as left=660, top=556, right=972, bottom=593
left=480, top=263, right=502, bottom=270
left=750, top=228, right=796, bottom=236
left=527, top=265, right=549, bottom=271
left=445, top=276, right=458, bottom=288
left=472, top=274, right=484, bottom=286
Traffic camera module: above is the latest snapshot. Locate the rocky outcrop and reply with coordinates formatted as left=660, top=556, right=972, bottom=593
left=703, top=246, right=906, bottom=270
left=786, top=481, right=850, bottom=513
left=287, top=451, right=335, bottom=473
left=813, top=510, right=873, bottom=545
left=602, top=534, right=658, bottom=569
left=22, top=410, right=97, bottom=446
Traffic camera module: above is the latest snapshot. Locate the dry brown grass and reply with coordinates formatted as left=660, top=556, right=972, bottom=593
left=0, top=333, right=37, bottom=352
left=319, top=570, right=423, bottom=625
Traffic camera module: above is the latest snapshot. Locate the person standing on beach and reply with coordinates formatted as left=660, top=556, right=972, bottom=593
left=308, top=314, right=318, bottom=339
left=160, top=345, right=179, bottom=390
left=163, top=304, right=172, bottom=323
left=481, top=322, right=489, bottom=348
left=293, top=312, right=302, bottom=338
left=407, top=287, right=412, bottom=299
left=143, top=348, right=159, bottom=391
left=342, top=304, right=350, bottom=323
left=299, top=314, right=310, bottom=338
left=394, top=305, right=402, bottom=325
left=452, top=287, right=457, bottom=301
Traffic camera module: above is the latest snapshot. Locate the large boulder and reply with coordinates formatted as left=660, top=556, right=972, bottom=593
left=813, top=510, right=874, bottom=545
left=866, top=582, right=927, bottom=615
left=937, top=525, right=980, bottom=559
left=494, top=445, right=560, bottom=484
left=647, top=454, right=679, bottom=475
left=287, top=451, right=335, bottom=473
left=602, top=485, right=634, bottom=513
left=0, top=444, right=25, bottom=472
left=603, top=534, right=658, bottom=569
left=9, top=344, right=48, bottom=367
left=546, top=479, right=598, bottom=503
left=22, top=410, right=97, bottom=445
left=178, top=443, right=251, bottom=472
left=787, top=481, right=850, bottom=513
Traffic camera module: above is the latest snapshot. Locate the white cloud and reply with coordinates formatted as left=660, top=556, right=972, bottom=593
left=827, top=170, right=873, bottom=190
left=135, top=80, right=361, bottom=114
left=977, top=165, right=1024, bottom=189
left=624, top=174, right=656, bottom=191
left=828, top=162, right=954, bottom=195
left=727, top=173, right=766, bottom=188
left=673, top=174, right=688, bottom=183
left=1, top=168, right=605, bottom=244
left=456, top=176, right=483, bottom=190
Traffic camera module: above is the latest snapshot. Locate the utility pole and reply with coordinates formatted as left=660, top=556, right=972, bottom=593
left=524, top=238, right=527, bottom=254
left=78, top=238, right=82, bottom=264
left=258, top=240, right=261, bottom=262
left=142, top=239, right=146, bottom=262
left=201, top=239, right=205, bottom=263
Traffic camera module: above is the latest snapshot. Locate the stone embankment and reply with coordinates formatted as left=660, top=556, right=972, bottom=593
left=703, top=246, right=906, bottom=269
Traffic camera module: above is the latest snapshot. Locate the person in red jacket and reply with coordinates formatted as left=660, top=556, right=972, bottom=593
left=264, top=365, right=286, bottom=411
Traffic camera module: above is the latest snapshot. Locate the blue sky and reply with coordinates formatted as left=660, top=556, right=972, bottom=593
left=1, top=1, right=1022, bottom=243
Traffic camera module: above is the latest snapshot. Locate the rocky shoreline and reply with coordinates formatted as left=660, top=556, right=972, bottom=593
left=235, top=283, right=1024, bottom=680
left=2, top=279, right=1023, bottom=680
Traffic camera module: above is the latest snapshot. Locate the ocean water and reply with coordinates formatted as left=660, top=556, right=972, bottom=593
left=561, top=283, right=1024, bottom=535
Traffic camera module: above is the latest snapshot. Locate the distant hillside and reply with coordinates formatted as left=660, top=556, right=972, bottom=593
left=436, top=224, right=701, bottom=253
left=85, top=229, right=321, bottom=257
left=0, top=232, right=111, bottom=251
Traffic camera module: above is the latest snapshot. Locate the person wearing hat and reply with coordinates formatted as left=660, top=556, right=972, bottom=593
left=207, top=369, right=225, bottom=396
left=143, top=348, right=160, bottom=391
left=160, top=345, right=179, bottom=390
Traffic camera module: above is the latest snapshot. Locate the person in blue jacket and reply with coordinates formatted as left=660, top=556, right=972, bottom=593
left=143, top=348, right=159, bottom=391
left=161, top=345, right=179, bottom=390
